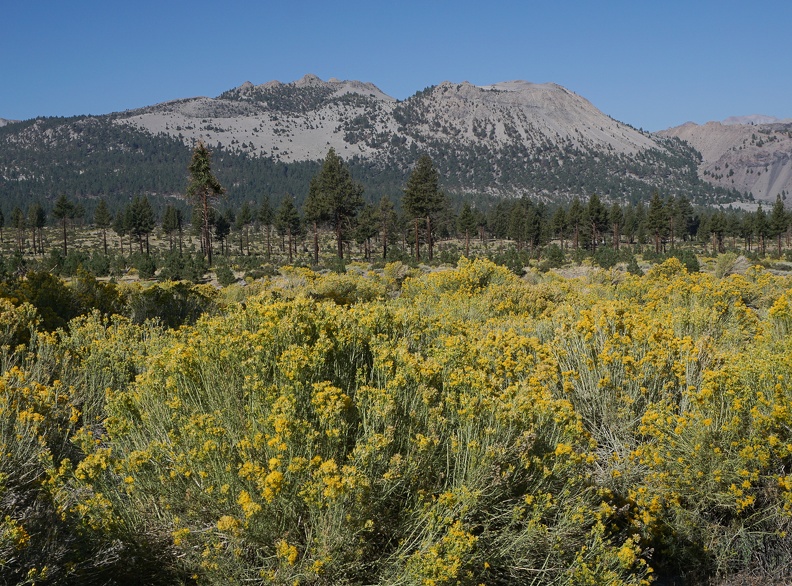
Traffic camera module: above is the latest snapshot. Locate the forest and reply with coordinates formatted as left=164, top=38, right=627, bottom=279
left=4, top=147, right=792, bottom=585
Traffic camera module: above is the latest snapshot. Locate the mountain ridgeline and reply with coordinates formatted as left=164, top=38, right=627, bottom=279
left=0, top=75, right=742, bottom=216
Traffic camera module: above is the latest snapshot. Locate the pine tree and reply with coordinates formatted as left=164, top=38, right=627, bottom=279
left=162, top=205, right=179, bottom=252
left=28, top=203, right=46, bottom=255
left=304, top=178, right=329, bottom=265
left=585, top=194, right=608, bottom=251
left=609, top=202, right=624, bottom=251
left=113, top=211, right=127, bottom=256
left=403, top=155, right=444, bottom=260
left=52, top=194, right=76, bottom=255
left=710, top=210, right=727, bottom=254
left=354, top=204, right=379, bottom=261
left=754, top=204, right=768, bottom=255
left=259, top=196, right=274, bottom=260
left=306, top=148, right=364, bottom=259
left=186, top=142, right=225, bottom=266
left=646, top=192, right=667, bottom=253
left=275, top=197, right=301, bottom=264
left=567, top=197, right=584, bottom=250
left=551, top=207, right=567, bottom=250
left=11, top=207, right=25, bottom=253
left=128, top=196, right=156, bottom=255
left=236, top=201, right=254, bottom=255
left=457, top=202, right=478, bottom=257
left=378, top=196, right=399, bottom=261
left=214, top=211, right=232, bottom=257
left=508, top=202, right=528, bottom=251
left=93, top=199, right=112, bottom=256
left=770, top=195, right=787, bottom=256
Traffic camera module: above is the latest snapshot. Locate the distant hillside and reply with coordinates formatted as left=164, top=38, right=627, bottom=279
left=660, top=119, right=792, bottom=203
left=0, top=75, right=741, bottom=215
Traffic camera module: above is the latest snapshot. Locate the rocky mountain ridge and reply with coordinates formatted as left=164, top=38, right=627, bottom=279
left=0, top=75, right=741, bottom=209
left=118, top=74, right=661, bottom=164
left=660, top=119, right=792, bottom=203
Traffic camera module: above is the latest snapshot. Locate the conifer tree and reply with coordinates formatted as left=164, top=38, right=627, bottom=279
left=113, top=211, right=127, bottom=256
left=236, top=201, right=254, bottom=255
left=52, top=194, right=76, bottom=255
left=551, top=207, right=567, bottom=249
left=585, top=194, right=608, bottom=251
left=93, top=199, right=112, bottom=255
left=403, top=155, right=444, bottom=260
left=306, top=148, right=364, bottom=259
left=354, top=204, right=379, bottom=261
left=609, top=202, right=624, bottom=251
left=770, top=195, right=787, bottom=256
left=378, top=196, right=399, bottom=261
left=567, top=197, right=584, bottom=250
left=28, top=203, right=46, bottom=255
left=186, top=142, right=225, bottom=266
left=457, top=202, right=478, bottom=257
left=275, top=196, right=301, bottom=264
left=755, top=204, right=768, bottom=255
left=646, top=192, right=667, bottom=253
left=162, top=205, right=179, bottom=252
left=11, top=207, right=25, bottom=253
left=258, top=196, right=274, bottom=260
left=128, top=196, right=156, bottom=255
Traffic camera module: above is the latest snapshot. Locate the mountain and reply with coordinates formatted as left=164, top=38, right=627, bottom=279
left=722, top=115, right=792, bottom=126
left=0, top=118, right=19, bottom=128
left=0, top=75, right=741, bottom=214
left=659, top=118, right=792, bottom=203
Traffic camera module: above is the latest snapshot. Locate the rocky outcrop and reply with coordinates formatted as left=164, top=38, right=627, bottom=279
left=660, top=120, right=792, bottom=203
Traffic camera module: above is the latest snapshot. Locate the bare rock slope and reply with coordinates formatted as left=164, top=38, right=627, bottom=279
left=119, top=74, right=663, bottom=163
left=660, top=120, right=792, bottom=203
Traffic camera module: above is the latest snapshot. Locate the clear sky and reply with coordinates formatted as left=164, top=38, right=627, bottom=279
left=2, top=0, right=790, bottom=131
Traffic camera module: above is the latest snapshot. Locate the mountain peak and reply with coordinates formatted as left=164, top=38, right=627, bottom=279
left=294, top=73, right=324, bottom=87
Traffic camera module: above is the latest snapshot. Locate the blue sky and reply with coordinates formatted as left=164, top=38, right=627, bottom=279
left=2, top=0, right=790, bottom=131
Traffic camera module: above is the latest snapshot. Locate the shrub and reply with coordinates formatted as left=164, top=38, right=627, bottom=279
left=593, top=246, right=619, bottom=269
left=123, top=282, right=216, bottom=328
left=214, top=262, right=237, bottom=287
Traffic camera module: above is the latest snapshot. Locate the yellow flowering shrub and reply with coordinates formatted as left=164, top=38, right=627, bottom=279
left=8, top=257, right=792, bottom=585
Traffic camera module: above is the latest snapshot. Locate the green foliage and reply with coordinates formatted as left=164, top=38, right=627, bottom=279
left=594, top=246, right=619, bottom=269
left=158, top=250, right=207, bottom=283
left=14, top=270, right=83, bottom=331
left=668, top=248, right=700, bottom=273
left=488, top=247, right=532, bottom=275
left=122, top=282, right=216, bottom=328
left=305, top=148, right=364, bottom=258
left=214, top=262, right=237, bottom=287
left=131, top=252, right=157, bottom=279
left=626, top=254, right=644, bottom=276
left=539, top=243, right=565, bottom=272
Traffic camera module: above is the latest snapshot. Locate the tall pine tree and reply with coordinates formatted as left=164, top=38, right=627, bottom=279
left=403, top=155, right=444, bottom=261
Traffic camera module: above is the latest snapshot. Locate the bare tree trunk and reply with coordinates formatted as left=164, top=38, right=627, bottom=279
left=414, top=218, right=420, bottom=260
left=313, top=221, right=319, bottom=264
left=426, top=216, right=433, bottom=261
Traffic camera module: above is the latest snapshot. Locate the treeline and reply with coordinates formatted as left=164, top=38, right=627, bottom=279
left=3, top=144, right=792, bottom=279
